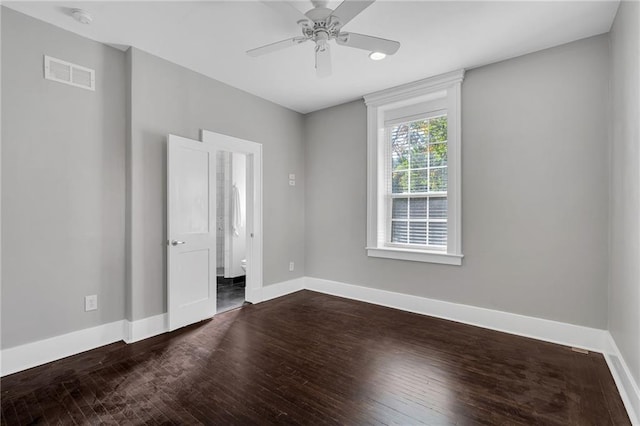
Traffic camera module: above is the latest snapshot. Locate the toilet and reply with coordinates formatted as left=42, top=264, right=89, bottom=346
left=241, top=258, right=247, bottom=272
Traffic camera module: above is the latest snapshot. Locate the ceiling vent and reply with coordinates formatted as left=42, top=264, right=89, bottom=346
left=44, top=55, right=95, bottom=91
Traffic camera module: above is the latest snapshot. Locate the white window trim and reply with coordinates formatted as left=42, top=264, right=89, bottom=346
left=364, top=69, right=465, bottom=266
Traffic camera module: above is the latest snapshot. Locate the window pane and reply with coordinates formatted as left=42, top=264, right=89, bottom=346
left=428, top=222, right=447, bottom=246
left=428, top=116, right=447, bottom=143
left=410, top=122, right=428, bottom=169
left=410, top=169, right=428, bottom=193
left=429, top=197, right=447, bottom=219
left=410, top=120, right=428, bottom=141
left=429, top=168, right=447, bottom=192
left=392, top=171, right=408, bottom=193
left=410, top=146, right=428, bottom=169
left=391, top=124, right=410, bottom=149
left=392, top=151, right=408, bottom=171
left=409, top=222, right=427, bottom=245
left=409, top=198, right=427, bottom=219
left=429, top=142, right=447, bottom=167
left=391, top=221, right=408, bottom=243
left=392, top=198, right=408, bottom=219
left=391, top=124, right=409, bottom=171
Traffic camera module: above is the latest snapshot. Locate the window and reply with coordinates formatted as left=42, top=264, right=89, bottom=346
left=389, top=114, right=448, bottom=248
left=364, top=70, right=464, bottom=265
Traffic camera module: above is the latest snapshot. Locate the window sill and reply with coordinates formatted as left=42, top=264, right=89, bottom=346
left=366, top=247, right=463, bottom=265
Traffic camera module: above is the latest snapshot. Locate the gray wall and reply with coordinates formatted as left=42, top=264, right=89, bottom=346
left=304, top=35, right=610, bottom=328
left=609, top=1, right=640, bottom=385
left=127, top=48, right=305, bottom=320
left=1, top=8, right=126, bottom=348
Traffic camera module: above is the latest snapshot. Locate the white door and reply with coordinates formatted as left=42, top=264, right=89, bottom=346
left=167, top=134, right=216, bottom=331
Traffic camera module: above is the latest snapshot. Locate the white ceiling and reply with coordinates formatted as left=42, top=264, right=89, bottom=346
left=5, top=1, right=619, bottom=113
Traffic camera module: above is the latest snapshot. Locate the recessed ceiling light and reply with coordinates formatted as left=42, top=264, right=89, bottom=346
left=369, top=52, right=386, bottom=61
left=71, top=9, right=93, bottom=25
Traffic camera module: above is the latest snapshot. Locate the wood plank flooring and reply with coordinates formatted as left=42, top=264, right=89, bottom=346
left=1, top=290, right=630, bottom=425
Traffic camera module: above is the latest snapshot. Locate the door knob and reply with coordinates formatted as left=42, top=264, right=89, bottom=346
left=171, top=240, right=186, bottom=246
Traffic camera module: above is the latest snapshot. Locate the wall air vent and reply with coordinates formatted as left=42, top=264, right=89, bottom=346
left=44, top=55, right=95, bottom=91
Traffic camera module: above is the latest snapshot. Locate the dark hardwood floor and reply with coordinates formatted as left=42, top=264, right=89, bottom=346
left=1, top=290, right=630, bottom=425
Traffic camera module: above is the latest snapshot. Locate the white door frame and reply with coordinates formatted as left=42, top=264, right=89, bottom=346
left=200, top=130, right=263, bottom=304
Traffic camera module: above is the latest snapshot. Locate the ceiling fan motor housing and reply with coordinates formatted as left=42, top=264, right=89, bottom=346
left=301, top=7, right=342, bottom=43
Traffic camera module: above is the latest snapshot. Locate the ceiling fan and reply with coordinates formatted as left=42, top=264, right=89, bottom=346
left=247, top=0, right=400, bottom=77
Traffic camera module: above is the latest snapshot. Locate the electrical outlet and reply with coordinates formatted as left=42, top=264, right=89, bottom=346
left=289, top=174, right=295, bottom=180
left=85, top=295, right=98, bottom=312
left=289, top=180, right=296, bottom=186
left=289, top=262, right=295, bottom=272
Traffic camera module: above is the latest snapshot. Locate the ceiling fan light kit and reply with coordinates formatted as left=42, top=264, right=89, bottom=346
left=248, top=0, right=400, bottom=77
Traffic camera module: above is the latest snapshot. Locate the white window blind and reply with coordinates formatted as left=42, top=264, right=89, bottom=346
left=386, top=114, right=448, bottom=250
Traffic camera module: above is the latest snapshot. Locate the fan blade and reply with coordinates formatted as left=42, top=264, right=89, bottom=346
left=336, top=32, right=400, bottom=55
left=262, top=1, right=311, bottom=27
left=247, top=37, right=308, bottom=57
left=315, top=43, right=332, bottom=78
left=330, top=0, right=375, bottom=28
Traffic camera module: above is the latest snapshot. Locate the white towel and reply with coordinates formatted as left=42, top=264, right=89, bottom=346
left=232, top=184, right=242, bottom=237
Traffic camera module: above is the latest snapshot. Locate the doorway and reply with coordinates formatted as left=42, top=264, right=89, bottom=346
left=167, top=131, right=263, bottom=331
left=215, top=151, right=248, bottom=313
left=202, top=130, right=263, bottom=309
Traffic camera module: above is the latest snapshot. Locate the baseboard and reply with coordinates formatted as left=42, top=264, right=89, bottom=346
left=124, top=314, right=168, bottom=344
left=0, top=320, right=124, bottom=377
left=0, top=278, right=305, bottom=376
left=121, top=278, right=306, bottom=342
left=604, top=333, right=640, bottom=425
left=261, top=277, right=305, bottom=302
left=304, top=277, right=608, bottom=352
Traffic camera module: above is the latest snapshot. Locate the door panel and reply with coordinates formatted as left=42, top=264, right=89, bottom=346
left=167, top=135, right=216, bottom=331
left=174, top=249, right=211, bottom=306
left=175, top=148, right=210, bottom=234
